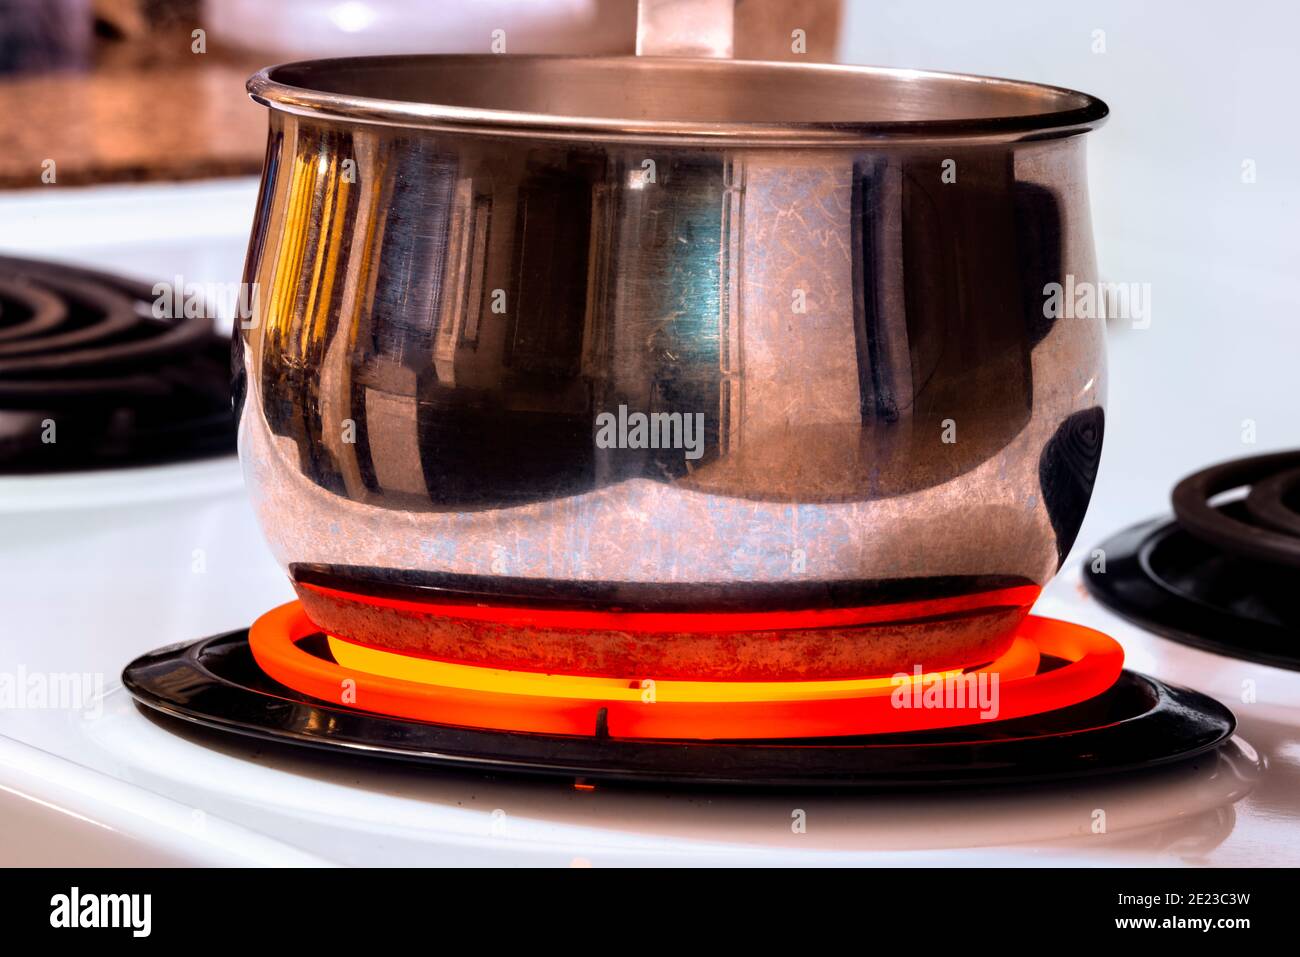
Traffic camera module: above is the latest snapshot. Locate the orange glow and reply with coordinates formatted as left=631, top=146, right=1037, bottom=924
left=248, top=601, right=1123, bottom=740
left=324, top=631, right=1039, bottom=702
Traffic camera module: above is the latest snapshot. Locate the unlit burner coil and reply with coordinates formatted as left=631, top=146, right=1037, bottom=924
left=0, top=255, right=234, bottom=473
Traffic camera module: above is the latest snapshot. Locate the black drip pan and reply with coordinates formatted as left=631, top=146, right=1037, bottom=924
left=1086, top=505, right=1300, bottom=672
left=123, top=628, right=1235, bottom=789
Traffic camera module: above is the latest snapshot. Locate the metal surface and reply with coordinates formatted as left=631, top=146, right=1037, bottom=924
left=234, top=48, right=1109, bottom=675
left=244, top=55, right=1107, bottom=145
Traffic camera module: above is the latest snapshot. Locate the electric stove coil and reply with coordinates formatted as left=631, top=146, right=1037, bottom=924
left=0, top=255, right=235, bottom=473
left=1087, top=451, right=1300, bottom=671
left=123, top=613, right=1234, bottom=788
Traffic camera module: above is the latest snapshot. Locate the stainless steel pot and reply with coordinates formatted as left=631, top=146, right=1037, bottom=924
left=234, top=8, right=1108, bottom=680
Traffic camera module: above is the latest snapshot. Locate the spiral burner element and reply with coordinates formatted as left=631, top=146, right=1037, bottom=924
left=0, top=255, right=235, bottom=473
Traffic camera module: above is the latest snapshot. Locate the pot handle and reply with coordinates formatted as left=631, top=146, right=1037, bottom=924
left=636, top=0, right=735, bottom=57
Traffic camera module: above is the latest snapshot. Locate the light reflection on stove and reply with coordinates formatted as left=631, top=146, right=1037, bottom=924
left=92, top=696, right=1265, bottom=865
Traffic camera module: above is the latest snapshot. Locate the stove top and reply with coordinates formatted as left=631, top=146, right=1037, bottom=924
left=122, top=622, right=1233, bottom=789
left=0, top=450, right=1284, bottom=866
left=1, top=179, right=1298, bottom=867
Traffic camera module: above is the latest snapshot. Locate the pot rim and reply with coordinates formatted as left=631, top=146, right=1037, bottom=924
left=247, top=54, right=1109, bottom=147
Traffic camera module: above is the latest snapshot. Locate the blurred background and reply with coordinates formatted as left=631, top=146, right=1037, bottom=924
left=0, top=0, right=1296, bottom=557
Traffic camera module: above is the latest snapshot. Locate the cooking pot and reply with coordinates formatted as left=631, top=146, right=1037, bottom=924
left=234, top=1, right=1108, bottom=680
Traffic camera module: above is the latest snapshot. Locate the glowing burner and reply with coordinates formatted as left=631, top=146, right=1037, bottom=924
left=249, top=601, right=1123, bottom=740
left=291, top=569, right=1045, bottom=682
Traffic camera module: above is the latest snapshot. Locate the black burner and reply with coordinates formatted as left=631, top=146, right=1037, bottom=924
left=1087, top=451, right=1300, bottom=671
left=0, top=255, right=235, bottom=473
left=123, top=629, right=1234, bottom=789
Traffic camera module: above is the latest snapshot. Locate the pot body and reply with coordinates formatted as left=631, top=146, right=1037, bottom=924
left=234, top=59, right=1107, bottom=679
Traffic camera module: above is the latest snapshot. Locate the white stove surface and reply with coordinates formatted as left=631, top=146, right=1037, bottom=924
left=1, top=180, right=1298, bottom=867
